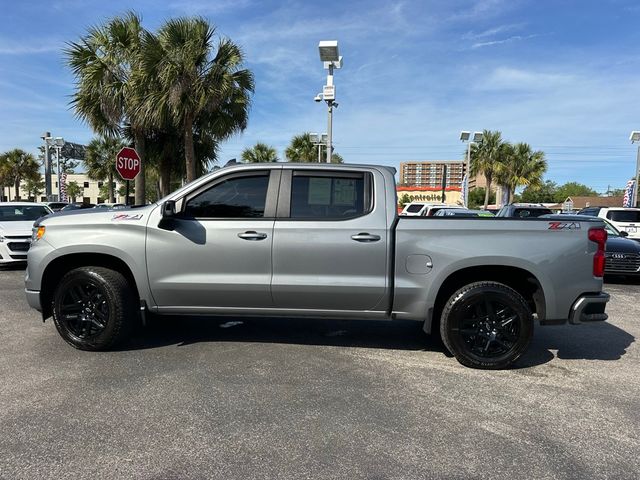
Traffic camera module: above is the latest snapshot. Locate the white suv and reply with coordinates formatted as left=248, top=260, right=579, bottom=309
left=578, top=207, right=640, bottom=240
left=0, top=203, right=53, bottom=264
left=400, top=202, right=464, bottom=217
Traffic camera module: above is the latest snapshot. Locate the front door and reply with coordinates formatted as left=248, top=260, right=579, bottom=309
left=146, top=170, right=279, bottom=309
left=271, top=169, right=389, bottom=311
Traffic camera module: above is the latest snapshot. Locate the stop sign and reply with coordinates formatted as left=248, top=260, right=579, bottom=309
left=115, top=147, right=141, bottom=181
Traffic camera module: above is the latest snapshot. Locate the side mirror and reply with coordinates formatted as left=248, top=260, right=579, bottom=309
left=159, top=200, right=177, bottom=230
left=162, top=200, right=176, bottom=218
left=619, top=231, right=629, bottom=237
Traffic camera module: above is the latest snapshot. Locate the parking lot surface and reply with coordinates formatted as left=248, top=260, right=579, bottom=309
left=0, top=265, right=638, bottom=479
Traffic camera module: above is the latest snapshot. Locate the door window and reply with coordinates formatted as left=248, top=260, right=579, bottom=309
left=185, top=174, right=270, bottom=218
left=290, top=174, right=368, bottom=219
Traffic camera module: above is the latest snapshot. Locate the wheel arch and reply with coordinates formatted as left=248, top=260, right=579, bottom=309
left=40, top=253, right=140, bottom=320
left=425, top=265, right=545, bottom=334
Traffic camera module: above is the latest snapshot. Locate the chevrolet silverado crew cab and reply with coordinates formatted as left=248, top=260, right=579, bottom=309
left=25, top=163, right=610, bottom=369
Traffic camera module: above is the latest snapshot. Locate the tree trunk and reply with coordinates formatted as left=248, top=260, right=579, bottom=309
left=159, top=144, right=172, bottom=197
left=133, top=131, right=146, bottom=205
left=14, top=178, right=20, bottom=201
left=484, top=175, right=492, bottom=209
left=107, top=172, right=114, bottom=203
left=184, top=116, right=196, bottom=183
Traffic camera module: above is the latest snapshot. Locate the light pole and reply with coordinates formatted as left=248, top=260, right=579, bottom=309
left=630, top=131, right=640, bottom=207
left=459, top=131, right=483, bottom=207
left=53, top=137, right=65, bottom=201
left=41, top=132, right=52, bottom=200
left=317, top=40, right=342, bottom=163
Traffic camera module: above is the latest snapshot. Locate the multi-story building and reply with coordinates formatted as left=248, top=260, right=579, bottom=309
left=2, top=173, right=129, bottom=204
left=399, top=160, right=466, bottom=189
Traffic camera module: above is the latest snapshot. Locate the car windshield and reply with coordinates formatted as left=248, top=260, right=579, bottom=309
left=603, top=220, right=622, bottom=237
left=606, top=210, right=640, bottom=223
left=0, top=205, right=50, bottom=221
left=405, top=204, right=424, bottom=213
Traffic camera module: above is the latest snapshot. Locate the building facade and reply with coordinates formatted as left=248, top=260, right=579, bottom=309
left=399, top=160, right=466, bottom=189
left=2, top=173, right=129, bottom=204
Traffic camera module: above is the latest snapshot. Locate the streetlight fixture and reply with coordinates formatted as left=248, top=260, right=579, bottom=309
left=40, top=132, right=53, bottom=200
left=309, top=133, right=328, bottom=163
left=630, top=131, right=640, bottom=207
left=460, top=130, right=483, bottom=207
left=316, top=40, right=342, bottom=163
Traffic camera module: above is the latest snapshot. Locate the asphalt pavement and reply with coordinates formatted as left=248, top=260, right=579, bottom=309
left=0, top=265, right=638, bottom=480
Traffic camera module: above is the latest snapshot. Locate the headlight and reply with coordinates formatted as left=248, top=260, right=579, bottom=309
left=0, top=234, right=4, bottom=243
left=31, top=226, right=46, bottom=242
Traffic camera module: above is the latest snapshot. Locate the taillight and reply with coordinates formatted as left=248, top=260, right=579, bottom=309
left=588, top=227, right=607, bottom=277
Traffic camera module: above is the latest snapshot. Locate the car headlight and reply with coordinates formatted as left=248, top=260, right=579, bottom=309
left=31, top=226, right=46, bottom=243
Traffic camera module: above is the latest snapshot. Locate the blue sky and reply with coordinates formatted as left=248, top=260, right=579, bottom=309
left=1, top=0, right=639, bottom=192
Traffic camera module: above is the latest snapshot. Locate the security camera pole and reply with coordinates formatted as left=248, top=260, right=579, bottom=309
left=318, top=41, right=342, bottom=163
left=631, top=131, right=640, bottom=207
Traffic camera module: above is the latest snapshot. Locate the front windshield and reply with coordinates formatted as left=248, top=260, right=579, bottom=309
left=0, top=205, right=50, bottom=221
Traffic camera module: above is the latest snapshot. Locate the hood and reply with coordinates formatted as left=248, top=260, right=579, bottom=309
left=606, top=236, right=640, bottom=254
left=37, top=204, right=157, bottom=227
left=0, top=220, right=35, bottom=236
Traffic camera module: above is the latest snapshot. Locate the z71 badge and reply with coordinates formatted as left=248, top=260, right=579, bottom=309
left=548, top=221, right=581, bottom=230
left=112, top=214, right=143, bottom=221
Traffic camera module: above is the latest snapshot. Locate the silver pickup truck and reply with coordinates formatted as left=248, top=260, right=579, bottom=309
left=25, top=163, right=610, bottom=369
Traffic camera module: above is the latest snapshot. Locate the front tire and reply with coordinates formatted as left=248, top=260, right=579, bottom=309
left=440, top=281, right=533, bottom=369
left=52, top=267, right=135, bottom=351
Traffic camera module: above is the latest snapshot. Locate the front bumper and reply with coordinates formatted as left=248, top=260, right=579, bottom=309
left=568, top=292, right=610, bottom=325
left=0, top=241, right=29, bottom=263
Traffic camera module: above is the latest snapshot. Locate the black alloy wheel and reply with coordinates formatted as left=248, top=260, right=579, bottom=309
left=58, top=281, right=110, bottom=340
left=52, top=267, right=135, bottom=350
left=440, top=281, right=533, bottom=369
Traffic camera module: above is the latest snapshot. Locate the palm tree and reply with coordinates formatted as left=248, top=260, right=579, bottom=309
left=22, top=173, right=45, bottom=201
left=0, top=149, right=40, bottom=201
left=0, top=155, right=11, bottom=201
left=241, top=142, right=278, bottom=163
left=469, top=130, right=507, bottom=209
left=66, top=12, right=149, bottom=205
left=499, top=142, right=547, bottom=203
left=285, top=133, right=317, bottom=162
left=66, top=181, right=83, bottom=202
left=85, top=136, right=127, bottom=203
left=138, top=17, right=254, bottom=183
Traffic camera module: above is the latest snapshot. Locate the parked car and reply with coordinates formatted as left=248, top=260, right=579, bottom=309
left=496, top=203, right=553, bottom=218
left=400, top=202, right=464, bottom=216
left=0, top=203, right=52, bottom=264
left=577, top=207, right=640, bottom=241
left=45, top=202, right=69, bottom=212
left=26, top=163, right=609, bottom=369
left=543, top=214, right=640, bottom=276
left=93, top=203, right=126, bottom=210
left=433, top=208, right=494, bottom=217
left=61, top=202, right=96, bottom=211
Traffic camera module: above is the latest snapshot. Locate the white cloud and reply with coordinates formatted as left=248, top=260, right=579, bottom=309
left=479, top=66, right=575, bottom=90
left=168, top=0, right=253, bottom=15
left=0, top=38, right=62, bottom=55
left=471, top=34, right=540, bottom=49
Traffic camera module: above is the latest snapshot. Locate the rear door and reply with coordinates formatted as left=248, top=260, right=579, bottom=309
left=271, top=168, right=389, bottom=311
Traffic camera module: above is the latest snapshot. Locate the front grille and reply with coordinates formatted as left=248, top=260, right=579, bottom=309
left=7, top=242, right=30, bottom=253
left=605, top=253, right=640, bottom=273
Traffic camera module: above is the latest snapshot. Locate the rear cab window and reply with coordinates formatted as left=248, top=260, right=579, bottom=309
left=405, top=204, right=425, bottom=213
left=289, top=171, right=371, bottom=219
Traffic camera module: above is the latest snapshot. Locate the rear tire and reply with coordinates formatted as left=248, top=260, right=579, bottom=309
left=440, top=281, right=533, bottom=369
left=52, top=266, right=135, bottom=351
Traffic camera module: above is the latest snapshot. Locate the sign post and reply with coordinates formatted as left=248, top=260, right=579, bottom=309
left=115, top=147, right=141, bottom=205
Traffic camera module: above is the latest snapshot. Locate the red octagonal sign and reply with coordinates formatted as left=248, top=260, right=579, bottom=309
left=116, top=147, right=141, bottom=181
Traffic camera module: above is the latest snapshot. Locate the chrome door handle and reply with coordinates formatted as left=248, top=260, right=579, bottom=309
left=351, top=232, right=381, bottom=242
left=238, top=231, right=268, bottom=241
